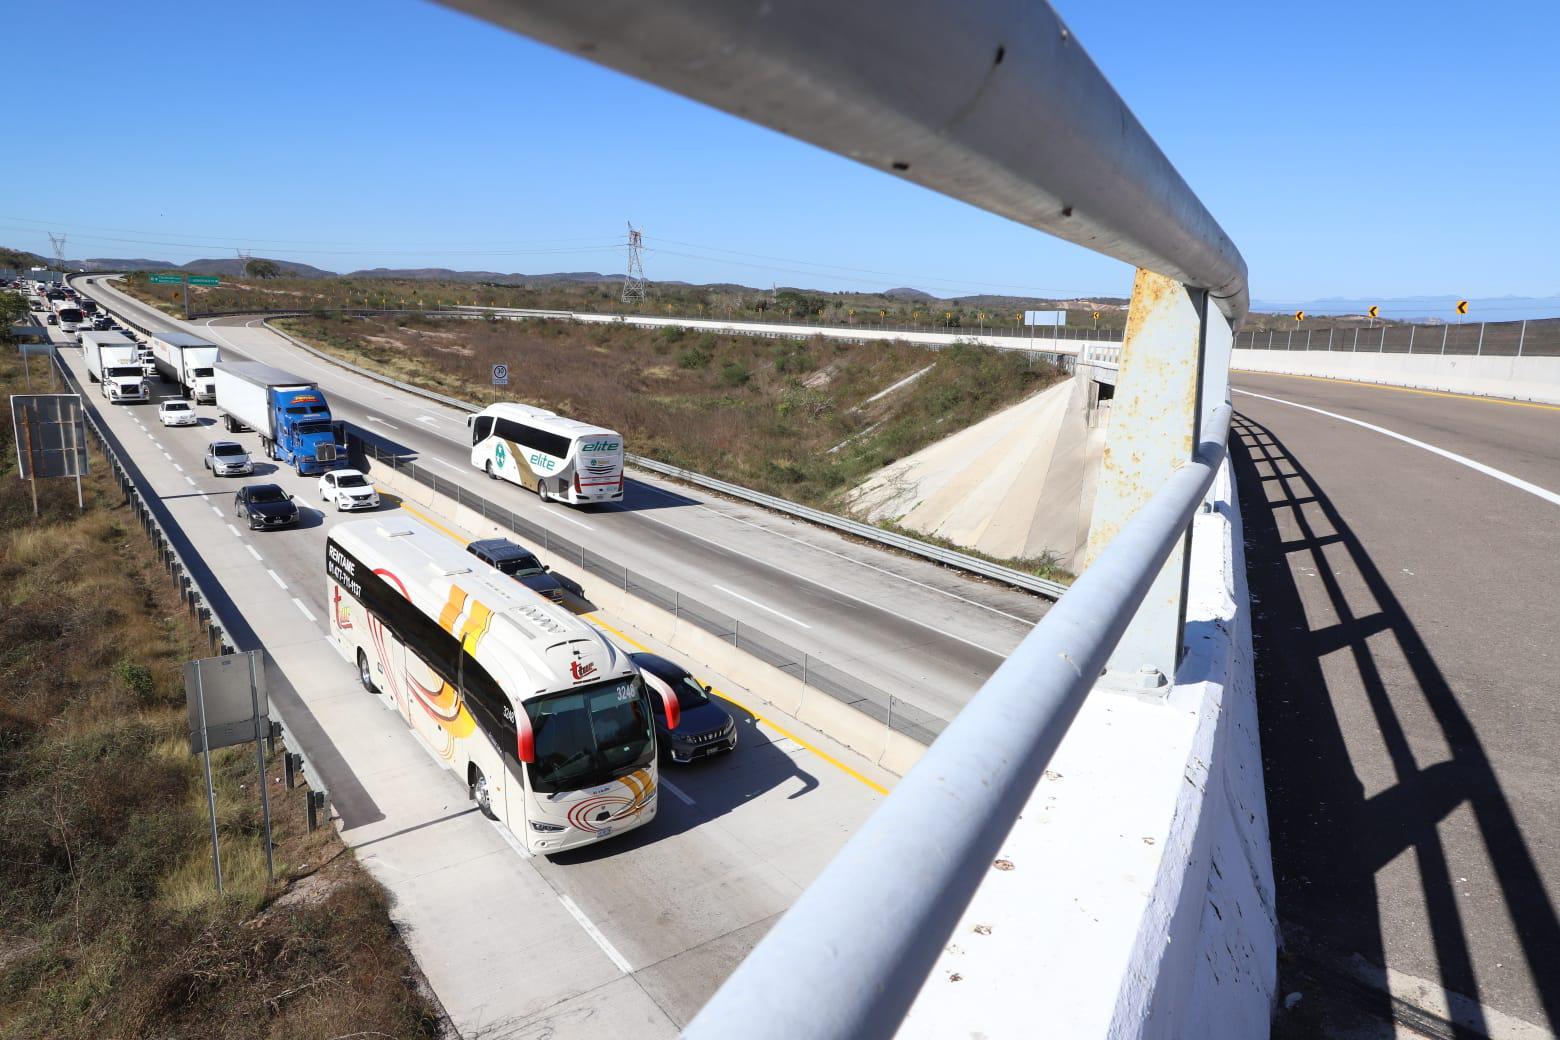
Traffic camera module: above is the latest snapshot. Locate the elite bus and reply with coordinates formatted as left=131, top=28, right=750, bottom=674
left=326, top=515, right=678, bottom=854
left=467, top=402, right=625, bottom=504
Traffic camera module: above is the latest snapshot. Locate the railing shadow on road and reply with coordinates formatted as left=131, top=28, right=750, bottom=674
left=1231, top=412, right=1560, bottom=1036
left=544, top=706, right=824, bottom=865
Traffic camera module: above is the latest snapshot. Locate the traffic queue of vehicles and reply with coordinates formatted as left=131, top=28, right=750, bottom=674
left=51, top=279, right=736, bottom=858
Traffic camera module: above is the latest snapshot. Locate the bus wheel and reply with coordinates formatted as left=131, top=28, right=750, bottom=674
left=484, top=460, right=497, bottom=480
left=470, top=765, right=498, bottom=820
left=356, top=650, right=376, bottom=693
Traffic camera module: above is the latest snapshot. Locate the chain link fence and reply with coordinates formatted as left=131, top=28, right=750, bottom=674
left=1236, top=316, right=1560, bottom=357
left=352, top=433, right=947, bottom=746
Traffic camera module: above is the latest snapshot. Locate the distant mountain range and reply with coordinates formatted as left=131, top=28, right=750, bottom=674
left=1253, top=294, right=1560, bottom=322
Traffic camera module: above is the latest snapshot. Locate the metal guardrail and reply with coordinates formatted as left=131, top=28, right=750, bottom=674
left=1235, top=315, right=1560, bottom=358
left=350, top=432, right=949, bottom=745
left=434, top=2, right=1251, bottom=1037
left=257, top=316, right=1069, bottom=597
left=49, top=340, right=333, bottom=830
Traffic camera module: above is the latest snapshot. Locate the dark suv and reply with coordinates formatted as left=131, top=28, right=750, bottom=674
left=465, top=538, right=565, bottom=603
left=630, top=652, right=738, bottom=764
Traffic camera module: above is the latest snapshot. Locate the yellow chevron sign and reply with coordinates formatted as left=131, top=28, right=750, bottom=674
left=1368, top=305, right=1379, bottom=319
left=1455, top=299, right=1469, bottom=315
left=1294, top=310, right=1305, bottom=322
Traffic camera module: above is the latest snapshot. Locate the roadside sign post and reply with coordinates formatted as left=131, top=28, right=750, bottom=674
left=11, top=392, right=88, bottom=516
left=185, top=650, right=274, bottom=893
left=491, top=362, right=509, bottom=404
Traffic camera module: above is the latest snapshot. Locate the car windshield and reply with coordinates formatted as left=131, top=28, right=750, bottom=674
left=674, top=675, right=711, bottom=710
left=497, top=554, right=543, bottom=577
left=163, top=403, right=190, bottom=411
left=213, top=444, right=244, bottom=457
left=247, top=486, right=287, bottom=503
left=337, top=474, right=369, bottom=488
left=525, top=678, right=654, bottom=794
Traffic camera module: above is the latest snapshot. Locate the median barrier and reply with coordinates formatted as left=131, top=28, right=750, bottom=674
left=354, top=444, right=927, bottom=776
left=1233, top=347, right=1560, bottom=404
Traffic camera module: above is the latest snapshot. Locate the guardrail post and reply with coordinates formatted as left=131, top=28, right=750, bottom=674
left=1476, top=322, right=1485, bottom=356
left=1081, top=268, right=1208, bottom=693
left=1517, top=320, right=1527, bottom=357
left=1408, top=326, right=1416, bottom=354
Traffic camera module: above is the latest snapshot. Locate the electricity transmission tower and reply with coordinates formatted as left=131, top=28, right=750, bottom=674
left=237, top=248, right=253, bottom=275
left=48, top=232, right=67, bottom=273
left=621, top=223, right=647, bottom=304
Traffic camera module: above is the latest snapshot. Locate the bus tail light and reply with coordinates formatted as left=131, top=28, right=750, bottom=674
left=516, top=714, right=535, bottom=763
left=573, top=472, right=583, bottom=495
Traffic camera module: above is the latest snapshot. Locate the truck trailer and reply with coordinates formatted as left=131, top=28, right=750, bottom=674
left=213, top=362, right=342, bottom=475
left=81, top=331, right=148, bottom=403
left=149, top=332, right=221, bottom=403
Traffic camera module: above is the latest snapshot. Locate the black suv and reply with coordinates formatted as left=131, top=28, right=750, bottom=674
left=630, top=652, right=738, bottom=764
left=234, top=484, right=299, bottom=529
left=465, top=537, right=565, bottom=603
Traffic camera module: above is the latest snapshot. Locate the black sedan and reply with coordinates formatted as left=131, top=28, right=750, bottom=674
left=631, top=652, right=738, bottom=764
left=234, top=484, right=299, bottom=529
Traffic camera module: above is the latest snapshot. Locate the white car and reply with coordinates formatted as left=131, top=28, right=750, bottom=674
left=158, top=400, right=198, bottom=427
left=319, top=469, right=380, bottom=511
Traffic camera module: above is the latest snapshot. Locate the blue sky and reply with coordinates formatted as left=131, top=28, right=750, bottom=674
left=5, top=1, right=1557, bottom=306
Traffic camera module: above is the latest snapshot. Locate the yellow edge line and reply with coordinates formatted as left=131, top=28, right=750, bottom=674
left=1242, top=370, right=1560, bottom=412
left=585, top=613, right=891, bottom=796
left=399, top=501, right=470, bottom=544
left=398, top=500, right=890, bottom=796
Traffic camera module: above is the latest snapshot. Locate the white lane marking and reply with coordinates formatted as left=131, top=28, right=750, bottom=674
left=1234, top=389, right=1560, bottom=507
left=184, top=476, right=197, bottom=487
left=151, top=440, right=161, bottom=448
left=416, top=415, right=443, bottom=427
left=161, top=452, right=173, bottom=461
left=549, top=510, right=594, bottom=531
left=365, top=414, right=399, bottom=430
left=426, top=456, right=464, bottom=471
left=630, top=507, right=1008, bottom=658
left=226, top=523, right=242, bottom=537
left=557, top=894, right=632, bottom=974
left=712, top=583, right=813, bottom=629
left=246, top=544, right=263, bottom=562
left=267, top=569, right=288, bottom=590
left=635, top=482, right=1036, bottom=626
left=211, top=505, right=224, bottom=517
left=172, top=463, right=183, bottom=472
left=660, top=778, right=695, bottom=806
left=292, top=597, right=317, bottom=623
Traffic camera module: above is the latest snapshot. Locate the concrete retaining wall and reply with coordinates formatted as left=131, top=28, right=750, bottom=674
left=360, top=457, right=926, bottom=778
left=1234, top=348, right=1560, bottom=404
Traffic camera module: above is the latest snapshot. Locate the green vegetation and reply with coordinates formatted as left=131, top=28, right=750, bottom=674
left=0, top=352, right=440, bottom=1039
left=268, top=312, right=1068, bottom=573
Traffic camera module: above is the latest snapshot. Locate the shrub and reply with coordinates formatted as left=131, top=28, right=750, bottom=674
left=677, top=344, right=712, bottom=369
left=719, top=360, right=752, bottom=387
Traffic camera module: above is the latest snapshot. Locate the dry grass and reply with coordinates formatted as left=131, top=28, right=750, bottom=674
left=0, top=354, right=442, bottom=1039
left=274, top=313, right=1068, bottom=531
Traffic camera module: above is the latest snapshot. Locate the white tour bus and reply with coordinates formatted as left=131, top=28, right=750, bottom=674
left=327, top=515, right=678, bottom=854
left=467, top=402, right=625, bottom=504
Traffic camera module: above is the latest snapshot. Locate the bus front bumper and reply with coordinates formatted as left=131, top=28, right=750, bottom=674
left=525, top=793, right=656, bottom=855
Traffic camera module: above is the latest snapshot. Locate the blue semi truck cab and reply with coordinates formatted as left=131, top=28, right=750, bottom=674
left=213, top=362, right=345, bottom=476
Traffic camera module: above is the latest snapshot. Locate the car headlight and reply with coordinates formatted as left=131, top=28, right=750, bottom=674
left=529, top=820, right=566, bottom=833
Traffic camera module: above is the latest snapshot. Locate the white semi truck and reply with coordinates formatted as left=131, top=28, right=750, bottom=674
left=81, top=331, right=149, bottom=403
left=149, top=332, right=220, bottom=403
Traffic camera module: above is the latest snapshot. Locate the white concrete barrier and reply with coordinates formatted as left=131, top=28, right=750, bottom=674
left=360, top=456, right=926, bottom=777
left=1234, top=348, right=1560, bottom=404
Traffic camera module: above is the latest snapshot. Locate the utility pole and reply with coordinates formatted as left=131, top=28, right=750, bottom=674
left=620, top=223, right=647, bottom=304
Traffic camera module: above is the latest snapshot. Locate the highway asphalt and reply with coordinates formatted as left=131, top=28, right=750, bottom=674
left=46, top=313, right=895, bottom=1037
left=1230, top=371, right=1560, bottom=1033
left=82, top=276, right=1051, bottom=727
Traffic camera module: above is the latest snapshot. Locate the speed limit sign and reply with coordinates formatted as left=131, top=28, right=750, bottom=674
left=491, top=363, right=509, bottom=386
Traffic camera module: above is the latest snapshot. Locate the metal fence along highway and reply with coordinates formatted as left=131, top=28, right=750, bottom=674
left=1237, top=315, right=1560, bottom=356
left=349, top=433, right=948, bottom=746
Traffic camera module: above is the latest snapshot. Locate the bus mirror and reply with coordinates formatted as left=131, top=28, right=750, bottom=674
left=650, top=677, right=679, bottom=730
left=516, top=714, right=535, bottom=763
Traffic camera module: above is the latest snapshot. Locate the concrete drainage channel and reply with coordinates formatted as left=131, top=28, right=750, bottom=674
left=352, top=434, right=934, bottom=776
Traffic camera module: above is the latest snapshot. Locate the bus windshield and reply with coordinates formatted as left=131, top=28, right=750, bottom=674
left=526, top=677, right=654, bottom=793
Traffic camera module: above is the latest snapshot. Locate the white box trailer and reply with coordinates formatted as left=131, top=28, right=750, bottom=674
left=81, top=331, right=148, bottom=403
left=149, top=331, right=220, bottom=402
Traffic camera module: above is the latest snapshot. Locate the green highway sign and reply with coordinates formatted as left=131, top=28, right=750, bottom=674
left=188, top=276, right=220, bottom=287
left=148, top=273, right=184, bottom=284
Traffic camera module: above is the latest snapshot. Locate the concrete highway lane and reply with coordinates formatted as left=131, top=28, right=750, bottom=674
left=80, top=276, right=1048, bottom=725
left=49, top=324, right=889, bottom=1037
left=1230, top=371, right=1560, bottom=1033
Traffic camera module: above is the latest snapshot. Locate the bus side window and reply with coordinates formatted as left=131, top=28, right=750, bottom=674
left=473, top=416, right=494, bottom=446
